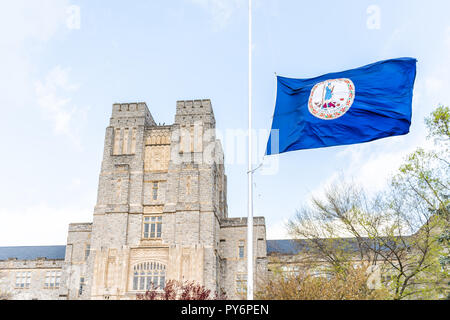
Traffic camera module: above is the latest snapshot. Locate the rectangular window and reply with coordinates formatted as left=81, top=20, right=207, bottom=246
left=236, top=274, right=247, bottom=295
left=152, top=182, right=158, bottom=200
left=133, top=272, right=139, bottom=290
left=79, top=277, right=85, bottom=296
left=44, top=270, right=61, bottom=289
left=238, top=240, right=245, bottom=259
left=85, top=244, right=90, bottom=260
left=143, top=216, right=162, bottom=239
left=15, top=271, right=31, bottom=289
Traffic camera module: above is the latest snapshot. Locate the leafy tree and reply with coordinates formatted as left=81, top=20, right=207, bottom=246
left=136, top=280, right=226, bottom=300
left=392, top=105, right=449, bottom=298
left=256, top=262, right=387, bottom=300
left=286, top=106, right=449, bottom=300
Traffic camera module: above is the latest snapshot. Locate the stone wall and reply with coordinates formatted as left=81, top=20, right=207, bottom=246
left=220, top=217, right=267, bottom=299
left=0, top=100, right=268, bottom=300
left=0, top=259, right=63, bottom=300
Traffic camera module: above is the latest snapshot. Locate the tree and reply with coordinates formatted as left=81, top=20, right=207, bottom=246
left=286, top=180, right=447, bottom=300
left=392, top=105, right=449, bottom=298
left=136, top=280, right=226, bottom=300
left=256, top=262, right=387, bottom=300
left=286, top=106, right=449, bottom=300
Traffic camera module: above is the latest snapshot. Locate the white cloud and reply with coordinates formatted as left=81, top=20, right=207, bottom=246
left=306, top=134, right=431, bottom=204
left=0, top=1, right=90, bottom=247
left=190, top=0, right=245, bottom=30
left=0, top=0, right=73, bottom=109
left=35, top=66, right=86, bottom=147
left=266, top=218, right=290, bottom=240
left=423, top=27, right=450, bottom=106
left=0, top=0, right=69, bottom=47
left=0, top=204, right=91, bottom=246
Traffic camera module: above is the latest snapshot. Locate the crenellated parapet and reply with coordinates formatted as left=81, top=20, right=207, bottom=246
left=175, top=99, right=216, bottom=127
left=0, top=98, right=267, bottom=301
left=111, top=102, right=156, bottom=127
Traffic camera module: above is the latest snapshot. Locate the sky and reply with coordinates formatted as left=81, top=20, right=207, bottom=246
left=0, top=0, right=449, bottom=245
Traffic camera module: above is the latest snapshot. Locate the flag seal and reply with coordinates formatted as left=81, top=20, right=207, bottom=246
left=308, top=78, right=355, bottom=120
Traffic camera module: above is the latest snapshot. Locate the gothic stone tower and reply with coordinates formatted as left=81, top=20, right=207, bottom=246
left=59, top=100, right=267, bottom=300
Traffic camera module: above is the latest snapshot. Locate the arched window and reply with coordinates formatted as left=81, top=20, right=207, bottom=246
left=132, top=262, right=166, bottom=291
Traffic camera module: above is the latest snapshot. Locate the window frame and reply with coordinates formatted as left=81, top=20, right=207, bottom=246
left=235, top=273, right=247, bottom=295
left=79, top=277, right=85, bottom=297
left=142, top=215, right=163, bottom=240
left=238, top=240, right=245, bottom=259
left=152, top=182, right=159, bottom=200
left=85, top=244, right=91, bottom=261
left=44, top=270, right=61, bottom=289
left=131, top=261, right=166, bottom=292
left=15, top=271, right=32, bottom=289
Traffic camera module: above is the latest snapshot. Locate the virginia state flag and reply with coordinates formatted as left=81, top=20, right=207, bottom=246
left=266, top=58, right=417, bottom=155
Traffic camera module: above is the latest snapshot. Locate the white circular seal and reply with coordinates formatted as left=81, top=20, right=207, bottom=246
left=308, top=78, right=355, bottom=120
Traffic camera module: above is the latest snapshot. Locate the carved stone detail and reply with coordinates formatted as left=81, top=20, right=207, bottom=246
left=144, top=145, right=170, bottom=172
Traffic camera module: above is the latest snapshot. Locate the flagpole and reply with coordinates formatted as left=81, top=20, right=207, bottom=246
left=247, top=0, right=254, bottom=301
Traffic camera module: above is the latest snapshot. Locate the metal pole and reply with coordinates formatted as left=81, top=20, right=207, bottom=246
left=247, top=0, right=254, bottom=301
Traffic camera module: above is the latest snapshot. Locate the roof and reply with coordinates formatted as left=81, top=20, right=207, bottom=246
left=267, top=240, right=308, bottom=255
left=267, top=237, right=406, bottom=255
left=0, top=246, right=66, bottom=261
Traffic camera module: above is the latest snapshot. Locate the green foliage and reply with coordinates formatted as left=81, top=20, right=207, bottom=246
left=257, top=262, right=388, bottom=300
left=287, top=106, right=449, bottom=300
left=392, top=105, right=449, bottom=297
left=425, top=105, right=450, bottom=140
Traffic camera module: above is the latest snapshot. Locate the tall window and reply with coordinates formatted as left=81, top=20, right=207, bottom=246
left=132, top=262, right=166, bottom=291
left=85, top=244, right=91, bottom=260
left=15, top=271, right=31, bottom=289
left=44, top=271, right=61, bottom=289
left=143, top=216, right=162, bottom=239
left=79, top=277, right=85, bottom=296
left=236, top=274, right=247, bottom=295
left=152, top=182, right=159, bottom=200
left=238, top=240, right=245, bottom=259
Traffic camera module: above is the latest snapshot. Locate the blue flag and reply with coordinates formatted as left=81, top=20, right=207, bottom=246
left=266, top=58, right=417, bottom=155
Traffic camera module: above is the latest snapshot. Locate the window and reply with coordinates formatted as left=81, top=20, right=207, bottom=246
left=132, top=262, right=166, bottom=291
left=238, top=240, right=245, bottom=259
left=44, top=270, right=61, bottom=289
left=85, top=244, right=90, bottom=260
left=79, top=277, right=85, bottom=296
left=236, top=274, right=247, bottom=295
left=15, top=271, right=31, bottom=289
left=281, top=265, right=301, bottom=277
left=152, top=182, right=158, bottom=200
left=143, top=216, right=162, bottom=239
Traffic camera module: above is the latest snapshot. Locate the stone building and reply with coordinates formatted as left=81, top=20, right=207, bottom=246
left=0, top=100, right=268, bottom=300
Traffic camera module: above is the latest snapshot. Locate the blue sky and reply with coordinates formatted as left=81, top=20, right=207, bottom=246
left=0, top=0, right=449, bottom=245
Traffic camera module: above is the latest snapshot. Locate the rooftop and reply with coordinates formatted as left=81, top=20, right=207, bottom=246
left=0, top=246, right=66, bottom=261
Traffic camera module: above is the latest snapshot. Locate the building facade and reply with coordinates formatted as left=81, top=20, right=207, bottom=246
left=0, top=100, right=267, bottom=300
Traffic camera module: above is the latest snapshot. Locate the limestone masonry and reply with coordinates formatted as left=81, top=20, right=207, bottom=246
left=0, top=100, right=268, bottom=300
